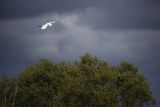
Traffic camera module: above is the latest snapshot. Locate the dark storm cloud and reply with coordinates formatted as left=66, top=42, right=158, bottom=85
left=0, top=33, right=31, bottom=76
left=1, top=0, right=160, bottom=29
left=77, top=5, right=160, bottom=30
left=0, top=0, right=94, bottom=19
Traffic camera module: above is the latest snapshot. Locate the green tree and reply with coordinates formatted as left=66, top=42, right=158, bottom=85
left=0, top=77, right=17, bottom=107
left=0, top=54, right=155, bottom=107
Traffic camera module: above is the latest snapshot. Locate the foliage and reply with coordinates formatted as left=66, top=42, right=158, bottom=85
left=0, top=54, right=155, bottom=107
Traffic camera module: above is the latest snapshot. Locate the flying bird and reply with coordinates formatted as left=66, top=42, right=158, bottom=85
left=39, top=20, right=55, bottom=30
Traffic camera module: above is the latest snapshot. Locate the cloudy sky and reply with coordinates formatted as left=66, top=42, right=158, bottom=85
left=1, top=0, right=160, bottom=106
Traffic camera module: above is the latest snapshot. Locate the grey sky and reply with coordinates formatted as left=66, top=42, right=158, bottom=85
left=0, top=0, right=160, bottom=106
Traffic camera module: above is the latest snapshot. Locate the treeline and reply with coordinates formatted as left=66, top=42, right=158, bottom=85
left=0, top=54, right=155, bottom=107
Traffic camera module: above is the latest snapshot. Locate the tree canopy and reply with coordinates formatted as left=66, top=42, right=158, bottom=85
left=0, top=54, right=155, bottom=107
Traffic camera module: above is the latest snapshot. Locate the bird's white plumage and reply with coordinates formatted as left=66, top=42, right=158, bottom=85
left=41, top=24, right=48, bottom=30
left=40, top=20, right=55, bottom=30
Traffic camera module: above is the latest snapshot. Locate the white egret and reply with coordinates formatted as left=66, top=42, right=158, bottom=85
left=39, top=20, right=55, bottom=30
